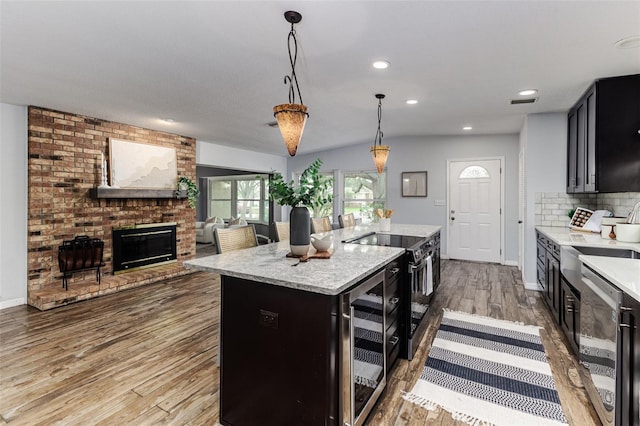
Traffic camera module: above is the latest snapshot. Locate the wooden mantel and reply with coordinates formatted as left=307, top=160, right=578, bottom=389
left=89, top=187, right=185, bottom=199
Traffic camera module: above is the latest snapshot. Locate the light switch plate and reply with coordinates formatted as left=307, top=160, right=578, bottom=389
left=434, top=200, right=446, bottom=206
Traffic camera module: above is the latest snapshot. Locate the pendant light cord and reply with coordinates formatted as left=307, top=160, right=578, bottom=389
left=284, top=23, right=304, bottom=105
left=373, top=97, right=384, bottom=155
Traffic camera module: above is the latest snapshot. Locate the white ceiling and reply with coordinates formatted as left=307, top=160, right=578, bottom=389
left=2, top=1, right=639, bottom=157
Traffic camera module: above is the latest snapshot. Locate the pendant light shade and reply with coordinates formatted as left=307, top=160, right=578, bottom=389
left=274, top=11, right=309, bottom=157
left=273, top=103, right=308, bottom=156
left=370, top=145, right=390, bottom=174
left=370, top=94, right=389, bottom=173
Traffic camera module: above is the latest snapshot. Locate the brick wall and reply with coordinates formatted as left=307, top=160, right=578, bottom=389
left=27, top=106, right=196, bottom=299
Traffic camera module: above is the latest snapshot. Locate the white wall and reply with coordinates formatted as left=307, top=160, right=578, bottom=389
left=289, top=134, right=520, bottom=262
left=197, top=141, right=287, bottom=175
left=196, top=140, right=288, bottom=220
left=0, top=103, right=28, bottom=308
left=521, top=112, right=567, bottom=287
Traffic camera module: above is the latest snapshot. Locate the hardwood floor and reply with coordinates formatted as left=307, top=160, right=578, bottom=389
left=0, top=260, right=599, bottom=425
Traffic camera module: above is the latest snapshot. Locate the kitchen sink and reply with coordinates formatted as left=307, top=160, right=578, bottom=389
left=573, top=246, right=639, bottom=259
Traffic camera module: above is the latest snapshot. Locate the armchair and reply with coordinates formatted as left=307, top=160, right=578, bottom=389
left=195, top=217, right=225, bottom=244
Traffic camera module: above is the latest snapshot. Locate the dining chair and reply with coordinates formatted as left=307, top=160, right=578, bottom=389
left=214, top=225, right=259, bottom=254
left=338, top=213, right=356, bottom=228
left=311, top=216, right=332, bottom=233
left=274, top=222, right=290, bottom=242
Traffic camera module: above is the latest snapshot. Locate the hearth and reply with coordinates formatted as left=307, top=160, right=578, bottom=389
left=113, top=223, right=177, bottom=274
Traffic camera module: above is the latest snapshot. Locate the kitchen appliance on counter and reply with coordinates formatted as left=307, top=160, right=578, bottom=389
left=343, top=231, right=441, bottom=360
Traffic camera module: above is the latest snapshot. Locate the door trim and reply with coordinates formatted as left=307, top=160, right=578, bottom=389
left=446, top=156, right=505, bottom=264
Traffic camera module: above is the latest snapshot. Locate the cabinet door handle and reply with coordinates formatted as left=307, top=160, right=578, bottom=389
left=618, top=307, right=633, bottom=331
left=389, top=335, right=399, bottom=345
left=389, top=297, right=400, bottom=305
left=390, top=267, right=400, bottom=275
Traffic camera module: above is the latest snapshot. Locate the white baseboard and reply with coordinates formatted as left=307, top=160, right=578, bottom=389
left=524, top=281, right=542, bottom=291
left=440, top=254, right=449, bottom=259
left=0, top=298, right=26, bottom=310
left=504, top=260, right=518, bottom=267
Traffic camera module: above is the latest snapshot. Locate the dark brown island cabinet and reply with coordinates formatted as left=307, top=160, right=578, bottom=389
left=567, top=73, right=640, bottom=194
left=219, top=260, right=401, bottom=426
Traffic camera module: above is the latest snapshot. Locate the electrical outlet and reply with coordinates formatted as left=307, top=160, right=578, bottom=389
left=259, top=309, right=278, bottom=329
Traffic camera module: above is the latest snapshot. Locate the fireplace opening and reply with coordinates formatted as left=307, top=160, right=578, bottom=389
left=113, top=223, right=177, bottom=274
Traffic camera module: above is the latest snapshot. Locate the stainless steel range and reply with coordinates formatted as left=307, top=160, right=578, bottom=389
left=343, top=231, right=441, bottom=360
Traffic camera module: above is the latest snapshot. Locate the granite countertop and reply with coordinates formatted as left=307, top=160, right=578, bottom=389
left=536, top=226, right=640, bottom=251
left=184, top=223, right=441, bottom=296
left=536, top=226, right=640, bottom=301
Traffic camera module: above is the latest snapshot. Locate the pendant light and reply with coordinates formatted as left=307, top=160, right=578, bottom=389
left=370, top=94, right=389, bottom=174
left=273, top=11, right=308, bottom=157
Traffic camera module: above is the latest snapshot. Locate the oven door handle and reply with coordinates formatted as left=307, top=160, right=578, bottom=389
left=408, top=258, right=429, bottom=273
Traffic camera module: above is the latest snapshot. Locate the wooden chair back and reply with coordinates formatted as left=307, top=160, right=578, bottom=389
left=214, top=225, right=259, bottom=254
left=311, top=216, right=332, bottom=233
left=274, top=222, right=290, bottom=242
left=338, top=213, right=356, bottom=228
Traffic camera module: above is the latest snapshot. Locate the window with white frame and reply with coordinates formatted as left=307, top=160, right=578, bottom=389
left=342, top=170, right=386, bottom=224
left=207, top=175, right=269, bottom=222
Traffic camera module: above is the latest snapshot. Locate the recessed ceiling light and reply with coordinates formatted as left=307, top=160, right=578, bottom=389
left=406, top=99, right=418, bottom=105
left=372, top=60, right=390, bottom=69
left=463, top=126, right=472, bottom=131
left=518, top=89, right=538, bottom=96
left=615, top=35, right=640, bottom=49
left=161, top=118, right=175, bottom=124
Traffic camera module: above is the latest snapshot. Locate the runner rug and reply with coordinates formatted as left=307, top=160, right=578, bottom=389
left=402, top=310, right=568, bottom=426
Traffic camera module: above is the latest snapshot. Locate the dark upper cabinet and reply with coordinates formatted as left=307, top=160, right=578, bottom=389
left=566, top=73, right=640, bottom=193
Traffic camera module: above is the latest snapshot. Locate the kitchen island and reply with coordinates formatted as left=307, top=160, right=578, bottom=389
left=185, top=223, right=440, bottom=426
left=185, top=223, right=440, bottom=295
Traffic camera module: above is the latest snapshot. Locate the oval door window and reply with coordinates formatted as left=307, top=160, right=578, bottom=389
left=459, top=165, right=490, bottom=179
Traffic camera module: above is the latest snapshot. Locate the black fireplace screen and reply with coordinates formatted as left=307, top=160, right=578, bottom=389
left=112, top=224, right=177, bottom=273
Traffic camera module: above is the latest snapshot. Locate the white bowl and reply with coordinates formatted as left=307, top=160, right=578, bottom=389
left=615, top=223, right=640, bottom=243
left=310, top=235, right=333, bottom=252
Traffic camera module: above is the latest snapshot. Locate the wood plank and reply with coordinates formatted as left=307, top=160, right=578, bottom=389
left=0, top=261, right=599, bottom=425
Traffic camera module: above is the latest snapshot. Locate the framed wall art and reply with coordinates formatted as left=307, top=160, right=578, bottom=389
left=402, top=171, right=428, bottom=197
left=108, top=138, right=177, bottom=189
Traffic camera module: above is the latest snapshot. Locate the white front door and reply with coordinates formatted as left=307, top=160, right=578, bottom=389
left=448, top=158, right=503, bottom=263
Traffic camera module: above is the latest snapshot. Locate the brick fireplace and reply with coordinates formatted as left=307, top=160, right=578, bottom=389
left=27, top=106, right=197, bottom=310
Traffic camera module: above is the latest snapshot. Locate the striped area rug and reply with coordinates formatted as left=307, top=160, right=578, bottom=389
left=403, top=310, right=568, bottom=426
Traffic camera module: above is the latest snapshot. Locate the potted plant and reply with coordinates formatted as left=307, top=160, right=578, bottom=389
left=176, top=176, right=199, bottom=209
left=269, top=158, right=332, bottom=256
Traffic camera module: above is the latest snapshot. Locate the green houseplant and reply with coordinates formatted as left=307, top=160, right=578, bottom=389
left=269, top=158, right=333, bottom=212
left=269, top=158, right=333, bottom=255
left=177, top=176, right=199, bottom=209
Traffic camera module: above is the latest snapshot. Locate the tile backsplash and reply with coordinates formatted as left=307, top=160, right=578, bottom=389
left=535, top=192, right=640, bottom=226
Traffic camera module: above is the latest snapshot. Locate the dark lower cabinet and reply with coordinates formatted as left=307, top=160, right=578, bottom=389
left=219, top=260, right=404, bottom=426
left=220, top=276, right=338, bottom=426
left=560, top=277, right=580, bottom=355
left=384, top=258, right=403, bottom=373
left=619, top=293, right=640, bottom=426
left=536, top=232, right=564, bottom=326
